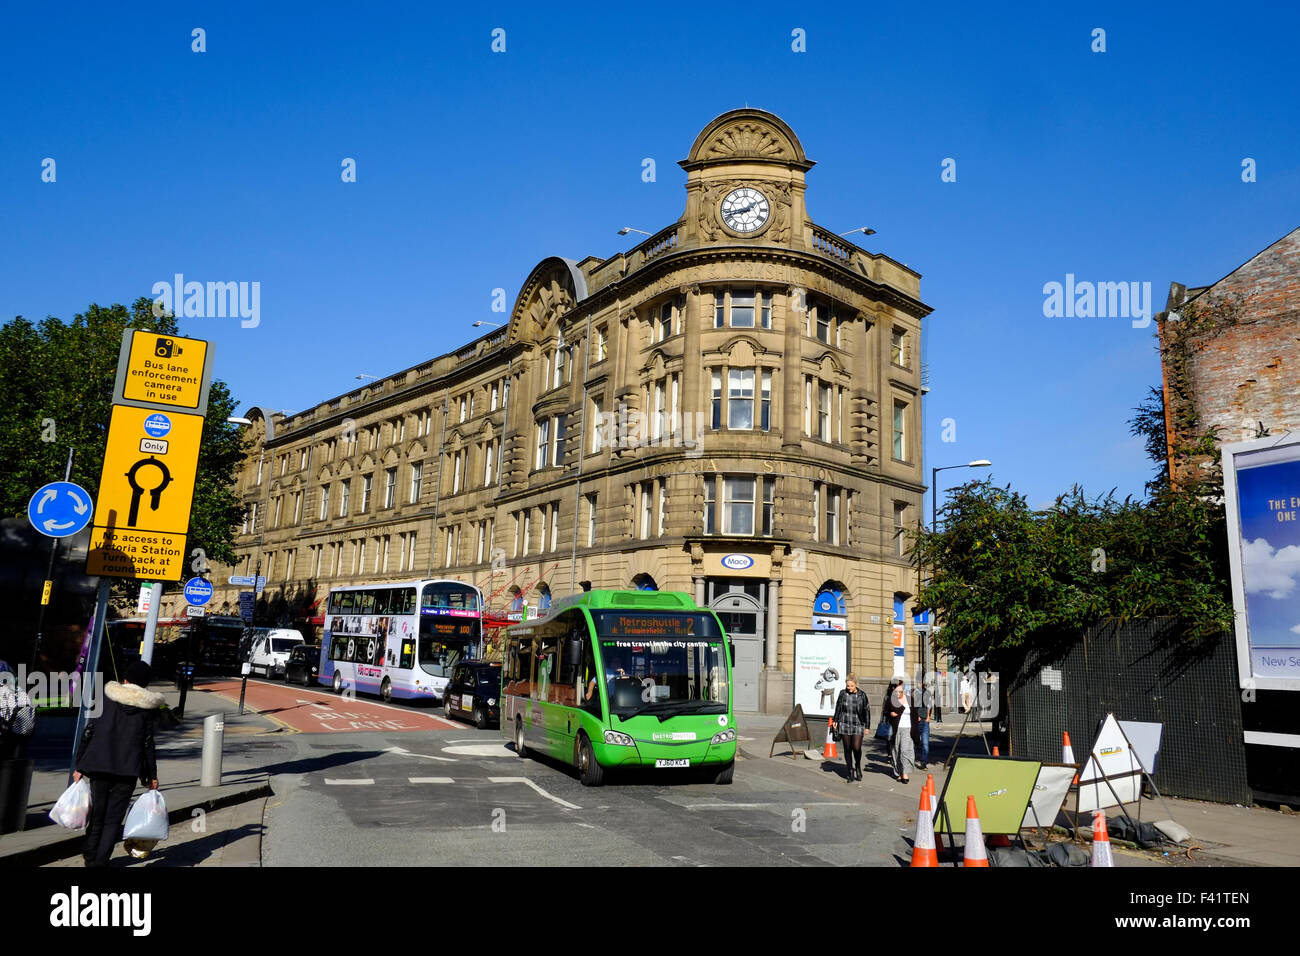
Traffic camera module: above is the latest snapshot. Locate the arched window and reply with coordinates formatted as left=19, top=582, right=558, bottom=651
left=814, top=586, right=846, bottom=616
left=538, top=585, right=552, bottom=611
left=633, top=574, right=658, bottom=592
left=510, top=588, right=522, bottom=612
left=893, top=594, right=907, bottom=623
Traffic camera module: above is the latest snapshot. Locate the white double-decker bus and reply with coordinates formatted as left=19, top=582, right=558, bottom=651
left=317, top=579, right=484, bottom=703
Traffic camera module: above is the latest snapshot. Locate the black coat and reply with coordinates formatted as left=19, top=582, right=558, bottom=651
left=75, top=681, right=164, bottom=785
left=885, top=691, right=924, bottom=745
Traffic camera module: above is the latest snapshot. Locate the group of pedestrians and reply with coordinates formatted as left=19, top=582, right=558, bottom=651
left=829, top=675, right=933, bottom=784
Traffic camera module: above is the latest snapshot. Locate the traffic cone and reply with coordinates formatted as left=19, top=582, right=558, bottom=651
left=1090, top=811, right=1114, bottom=867
left=924, top=775, right=943, bottom=853
left=991, top=745, right=1000, bottom=756
left=910, top=783, right=939, bottom=867
left=824, top=719, right=839, bottom=760
left=963, top=795, right=989, bottom=867
left=1063, top=731, right=1078, bottom=784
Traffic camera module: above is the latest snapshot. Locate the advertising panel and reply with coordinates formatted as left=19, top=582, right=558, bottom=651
left=793, top=629, right=848, bottom=718
left=1222, top=434, right=1300, bottom=690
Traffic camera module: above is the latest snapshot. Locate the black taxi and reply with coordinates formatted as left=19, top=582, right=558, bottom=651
left=443, top=661, right=502, bottom=729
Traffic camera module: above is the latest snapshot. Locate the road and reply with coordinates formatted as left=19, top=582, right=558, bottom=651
left=98, top=677, right=1164, bottom=867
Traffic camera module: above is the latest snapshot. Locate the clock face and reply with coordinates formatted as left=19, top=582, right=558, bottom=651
left=720, top=187, right=770, bottom=234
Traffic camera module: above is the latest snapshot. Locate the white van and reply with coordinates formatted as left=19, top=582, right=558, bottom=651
left=246, top=628, right=305, bottom=679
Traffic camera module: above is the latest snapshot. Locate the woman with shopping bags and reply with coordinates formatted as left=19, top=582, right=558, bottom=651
left=73, top=661, right=163, bottom=867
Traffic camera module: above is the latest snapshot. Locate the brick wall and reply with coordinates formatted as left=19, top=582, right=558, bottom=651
left=1160, top=227, right=1300, bottom=483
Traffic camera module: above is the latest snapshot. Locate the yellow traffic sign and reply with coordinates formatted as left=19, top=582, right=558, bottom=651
left=117, top=330, right=212, bottom=412
left=86, top=405, right=204, bottom=581
left=87, top=527, right=188, bottom=581
left=41, top=580, right=52, bottom=605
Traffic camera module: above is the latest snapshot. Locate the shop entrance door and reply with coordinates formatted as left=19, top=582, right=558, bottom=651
left=710, top=591, right=763, bottom=712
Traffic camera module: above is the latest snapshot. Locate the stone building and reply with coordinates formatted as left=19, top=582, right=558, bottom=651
left=185, top=109, right=932, bottom=712
left=1158, top=226, right=1300, bottom=486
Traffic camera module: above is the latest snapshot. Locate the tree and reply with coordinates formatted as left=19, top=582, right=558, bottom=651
left=912, top=480, right=1234, bottom=667
left=0, top=298, right=247, bottom=595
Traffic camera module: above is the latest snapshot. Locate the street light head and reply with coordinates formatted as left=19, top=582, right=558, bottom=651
left=968, top=460, right=992, bottom=468
left=618, top=227, right=631, bottom=235
left=226, top=417, right=252, bottom=425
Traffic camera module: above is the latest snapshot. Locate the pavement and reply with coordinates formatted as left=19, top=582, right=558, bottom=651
left=3, top=684, right=1297, bottom=867
left=736, top=709, right=1300, bottom=868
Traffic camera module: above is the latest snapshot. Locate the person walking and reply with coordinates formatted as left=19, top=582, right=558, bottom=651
left=829, top=675, right=870, bottom=782
left=913, top=680, right=933, bottom=770
left=73, top=661, right=163, bottom=867
left=886, top=680, right=915, bottom=783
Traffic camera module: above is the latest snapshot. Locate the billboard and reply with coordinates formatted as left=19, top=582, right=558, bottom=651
left=792, top=629, right=848, bottom=718
left=1222, top=434, right=1300, bottom=690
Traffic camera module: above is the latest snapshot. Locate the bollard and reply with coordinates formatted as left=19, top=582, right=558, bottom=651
left=200, top=713, right=224, bottom=787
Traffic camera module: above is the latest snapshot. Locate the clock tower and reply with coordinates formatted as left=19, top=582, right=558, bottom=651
left=678, top=108, right=815, bottom=248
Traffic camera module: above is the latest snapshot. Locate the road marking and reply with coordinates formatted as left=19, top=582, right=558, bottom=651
left=295, top=699, right=330, bottom=708
left=245, top=678, right=454, bottom=723
left=324, top=778, right=375, bottom=785
left=489, top=776, right=582, bottom=810
left=385, top=745, right=456, bottom=762
left=444, top=743, right=513, bottom=758
left=683, top=802, right=771, bottom=809
left=409, top=776, right=456, bottom=784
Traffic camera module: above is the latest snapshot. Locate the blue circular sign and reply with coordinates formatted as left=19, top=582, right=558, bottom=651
left=720, top=553, right=755, bottom=571
left=27, top=481, right=94, bottom=538
left=183, top=577, right=214, bottom=606
left=143, top=413, right=172, bottom=438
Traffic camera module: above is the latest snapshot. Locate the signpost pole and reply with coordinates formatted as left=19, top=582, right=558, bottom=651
left=139, top=582, right=163, bottom=665
left=31, top=446, right=75, bottom=667
left=69, top=578, right=110, bottom=786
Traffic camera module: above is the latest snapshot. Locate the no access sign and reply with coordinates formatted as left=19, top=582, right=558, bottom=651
left=86, top=404, right=204, bottom=581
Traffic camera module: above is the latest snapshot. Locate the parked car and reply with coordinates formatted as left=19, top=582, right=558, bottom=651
left=443, top=661, right=502, bottom=729
left=246, top=628, right=304, bottom=679
left=284, top=644, right=320, bottom=687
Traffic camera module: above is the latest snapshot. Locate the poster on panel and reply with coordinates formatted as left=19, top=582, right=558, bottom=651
left=935, top=756, right=1041, bottom=836
left=1075, top=714, right=1144, bottom=813
left=1117, top=719, right=1163, bottom=774
left=1021, top=763, right=1077, bottom=830
left=793, top=629, right=848, bottom=718
left=1221, top=433, right=1300, bottom=691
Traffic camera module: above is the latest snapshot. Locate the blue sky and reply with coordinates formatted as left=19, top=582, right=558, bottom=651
left=3, top=2, right=1298, bottom=517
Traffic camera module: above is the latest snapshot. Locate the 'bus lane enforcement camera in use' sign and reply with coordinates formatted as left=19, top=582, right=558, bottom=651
left=114, top=329, right=214, bottom=415
left=86, top=405, right=204, bottom=581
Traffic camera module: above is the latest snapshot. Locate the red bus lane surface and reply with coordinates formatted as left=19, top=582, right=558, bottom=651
left=198, top=679, right=459, bottom=733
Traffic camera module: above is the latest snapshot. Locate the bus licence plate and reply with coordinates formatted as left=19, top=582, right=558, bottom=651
left=655, top=759, right=690, bottom=768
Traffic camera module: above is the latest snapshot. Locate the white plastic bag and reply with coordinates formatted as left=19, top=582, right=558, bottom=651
left=122, top=789, right=169, bottom=843
left=49, top=778, right=91, bottom=830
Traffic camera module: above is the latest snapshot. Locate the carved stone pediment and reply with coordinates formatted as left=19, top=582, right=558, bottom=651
left=704, top=122, right=791, bottom=162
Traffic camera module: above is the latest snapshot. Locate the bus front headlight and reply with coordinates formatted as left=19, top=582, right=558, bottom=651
left=603, top=730, right=635, bottom=747
left=710, top=729, right=737, bottom=745
left=487, top=698, right=496, bottom=706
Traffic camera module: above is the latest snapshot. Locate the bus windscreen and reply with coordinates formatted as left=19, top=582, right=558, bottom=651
left=590, top=611, right=728, bottom=719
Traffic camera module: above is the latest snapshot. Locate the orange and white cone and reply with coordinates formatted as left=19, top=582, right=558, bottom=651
left=824, top=719, right=839, bottom=760
left=910, top=782, right=939, bottom=867
left=963, top=795, right=989, bottom=867
left=991, top=745, right=1001, bottom=756
left=1063, top=731, right=1078, bottom=784
left=924, top=775, right=944, bottom=853
left=1090, top=811, right=1114, bottom=867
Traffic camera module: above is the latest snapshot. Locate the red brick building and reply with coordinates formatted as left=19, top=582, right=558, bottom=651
left=1158, top=227, right=1300, bottom=486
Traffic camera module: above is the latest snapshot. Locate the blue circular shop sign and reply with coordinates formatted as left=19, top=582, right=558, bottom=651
left=720, top=553, right=755, bottom=571
left=27, top=481, right=94, bottom=538
left=143, top=413, right=172, bottom=438
left=183, top=577, right=214, bottom=606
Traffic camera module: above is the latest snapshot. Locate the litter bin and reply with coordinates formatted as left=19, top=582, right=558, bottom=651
left=0, top=759, right=34, bottom=833
left=0, top=672, right=36, bottom=834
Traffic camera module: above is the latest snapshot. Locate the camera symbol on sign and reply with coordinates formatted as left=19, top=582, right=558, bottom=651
left=155, top=337, right=183, bottom=358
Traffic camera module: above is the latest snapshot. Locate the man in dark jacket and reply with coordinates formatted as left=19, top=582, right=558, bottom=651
left=73, top=661, right=164, bottom=867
